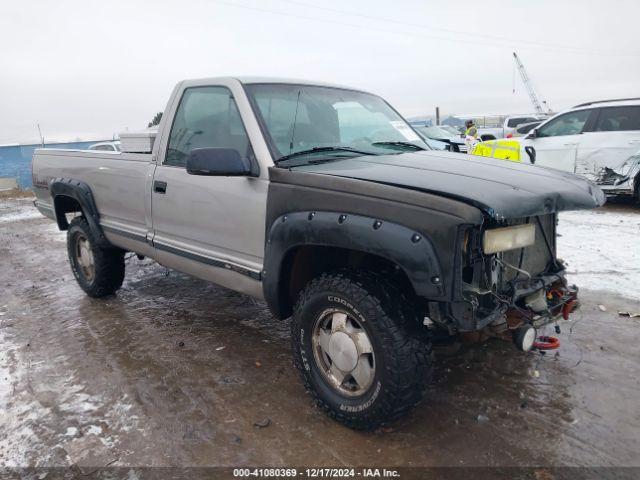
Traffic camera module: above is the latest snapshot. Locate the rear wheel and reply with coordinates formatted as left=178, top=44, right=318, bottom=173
left=291, top=271, right=433, bottom=430
left=67, top=217, right=125, bottom=297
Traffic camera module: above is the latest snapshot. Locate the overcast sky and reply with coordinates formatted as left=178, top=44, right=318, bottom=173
left=1, top=0, right=639, bottom=144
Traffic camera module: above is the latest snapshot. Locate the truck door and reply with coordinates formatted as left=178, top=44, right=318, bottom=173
left=150, top=85, right=267, bottom=285
left=576, top=106, right=640, bottom=178
left=521, top=109, right=592, bottom=172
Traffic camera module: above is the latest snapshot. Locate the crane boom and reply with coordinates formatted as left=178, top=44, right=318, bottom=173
left=513, top=52, right=551, bottom=114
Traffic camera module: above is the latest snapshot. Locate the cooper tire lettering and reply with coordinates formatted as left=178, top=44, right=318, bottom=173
left=291, top=271, right=433, bottom=430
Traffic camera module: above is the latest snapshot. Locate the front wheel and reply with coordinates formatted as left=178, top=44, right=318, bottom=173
left=291, top=271, right=433, bottom=430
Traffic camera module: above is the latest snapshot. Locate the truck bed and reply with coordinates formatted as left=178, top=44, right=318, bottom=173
left=32, top=148, right=153, bottom=252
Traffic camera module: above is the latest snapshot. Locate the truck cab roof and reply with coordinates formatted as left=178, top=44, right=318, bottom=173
left=180, top=76, right=370, bottom=94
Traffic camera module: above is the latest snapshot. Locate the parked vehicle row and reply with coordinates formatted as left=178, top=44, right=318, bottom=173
left=478, top=114, right=548, bottom=141
left=465, top=98, right=640, bottom=201
left=410, top=118, right=545, bottom=152
left=412, top=125, right=468, bottom=153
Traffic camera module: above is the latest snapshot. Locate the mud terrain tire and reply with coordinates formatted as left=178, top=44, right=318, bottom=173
left=67, top=217, right=125, bottom=298
left=291, top=271, right=432, bottom=430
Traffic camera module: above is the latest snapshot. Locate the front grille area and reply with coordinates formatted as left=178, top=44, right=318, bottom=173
left=500, top=214, right=555, bottom=284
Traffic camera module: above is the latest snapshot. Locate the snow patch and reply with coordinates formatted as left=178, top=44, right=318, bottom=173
left=86, top=424, right=102, bottom=435
left=558, top=209, right=640, bottom=300
left=0, top=210, right=42, bottom=224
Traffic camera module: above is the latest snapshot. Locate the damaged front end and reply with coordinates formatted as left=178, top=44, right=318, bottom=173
left=430, top=214, right=577, bottom=350
left=595, top=153, right=640, bottom=199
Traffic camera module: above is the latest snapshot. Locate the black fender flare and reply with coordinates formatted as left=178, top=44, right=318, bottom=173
left=49, top=178, right=109, bottom=246
left=263, top=211, right=445, bottom=319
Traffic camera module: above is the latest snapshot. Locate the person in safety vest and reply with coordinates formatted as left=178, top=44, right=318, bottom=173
left=464, top=120, right=479, bottom=151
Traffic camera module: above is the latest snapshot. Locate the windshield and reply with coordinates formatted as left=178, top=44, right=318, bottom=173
left=441, top=125, right=462, bottom=135
left=245, top=84, right=428, bottom=164
left=416, top=126, right=456, bottom=140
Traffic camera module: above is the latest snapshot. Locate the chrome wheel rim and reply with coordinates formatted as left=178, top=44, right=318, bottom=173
left=312, top=308, right=375, bottom=397
left=75, top=234, right=95, bottom=282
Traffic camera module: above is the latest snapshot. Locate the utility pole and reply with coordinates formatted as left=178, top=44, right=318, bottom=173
left=435, top=107, right=440, bottom=126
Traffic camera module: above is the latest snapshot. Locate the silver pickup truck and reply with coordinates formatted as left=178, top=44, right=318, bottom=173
left=32, top=77, right=605, bottom=429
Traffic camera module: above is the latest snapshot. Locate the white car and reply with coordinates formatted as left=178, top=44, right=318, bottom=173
left=88, top=141, right=121, bottom=152
left=521, top=98, right=640, bottom=179
left=478, top=115, right=548, bottom=140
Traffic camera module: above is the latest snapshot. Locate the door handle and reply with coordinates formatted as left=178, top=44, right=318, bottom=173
left=563, top=143, right=578, bottom=146
left=153, top=180, right=167, bottom=194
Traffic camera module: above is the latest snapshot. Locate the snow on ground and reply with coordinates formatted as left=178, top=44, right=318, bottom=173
left=558, top=208, right=640, bottom=301
left=0, top=209, right=42, bottom=224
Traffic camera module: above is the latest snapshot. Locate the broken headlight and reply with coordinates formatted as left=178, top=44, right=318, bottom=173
left=483, top=224, right=535, bottom=254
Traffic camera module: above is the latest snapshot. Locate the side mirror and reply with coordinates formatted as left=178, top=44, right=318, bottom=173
left=524, top=146, right=536, bottom=164
left=525, top=128, right=538, bottom=139
left=186, top=148, right=251, bottom=176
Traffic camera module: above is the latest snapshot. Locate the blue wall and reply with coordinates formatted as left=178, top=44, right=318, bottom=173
left=0, top=141, right=109, bottom=189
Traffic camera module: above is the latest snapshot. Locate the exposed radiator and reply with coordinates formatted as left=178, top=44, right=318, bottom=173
left=500, top=214, right=556, bottom=284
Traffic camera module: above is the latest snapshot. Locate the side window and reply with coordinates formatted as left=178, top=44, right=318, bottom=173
left=507, top=117, right=537, bottom=128
left=594, top=106, right=640, bottom=132
left=537, top=110, right=591, bottom=138
left=165, top=86, right=250, bottom=168
left=517, top=123, right=539, bottom=134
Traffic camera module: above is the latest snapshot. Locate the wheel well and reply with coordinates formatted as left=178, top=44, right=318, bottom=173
left=53, top=194, right=83, bottom=230
left=278, top=245, right=416, bottom=318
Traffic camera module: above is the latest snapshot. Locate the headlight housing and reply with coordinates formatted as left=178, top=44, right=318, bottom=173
left=483, top=224, right=535, bottom=254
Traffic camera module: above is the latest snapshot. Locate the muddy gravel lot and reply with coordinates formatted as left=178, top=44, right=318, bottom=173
left=1, top=195, right=639, bottom=476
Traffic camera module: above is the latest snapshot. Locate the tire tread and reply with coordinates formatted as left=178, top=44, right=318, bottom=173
left=291, top=270, right=433, bottom=430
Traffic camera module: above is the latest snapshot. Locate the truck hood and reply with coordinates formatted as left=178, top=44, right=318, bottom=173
left=292, top=151, right=605, bottom=220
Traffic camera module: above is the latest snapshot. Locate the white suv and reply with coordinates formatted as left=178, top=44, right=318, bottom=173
left=521, top=98, right=640, bottom=179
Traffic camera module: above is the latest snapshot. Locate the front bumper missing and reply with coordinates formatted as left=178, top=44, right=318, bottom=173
left=465, top=272, right=578, bottom=333
left=506, top=281, right=578, bottom=331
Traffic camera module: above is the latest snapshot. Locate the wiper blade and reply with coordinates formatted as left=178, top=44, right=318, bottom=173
left=371, top=141, right=426, bottom=151
left=277, top=146, right=375, bottom=163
